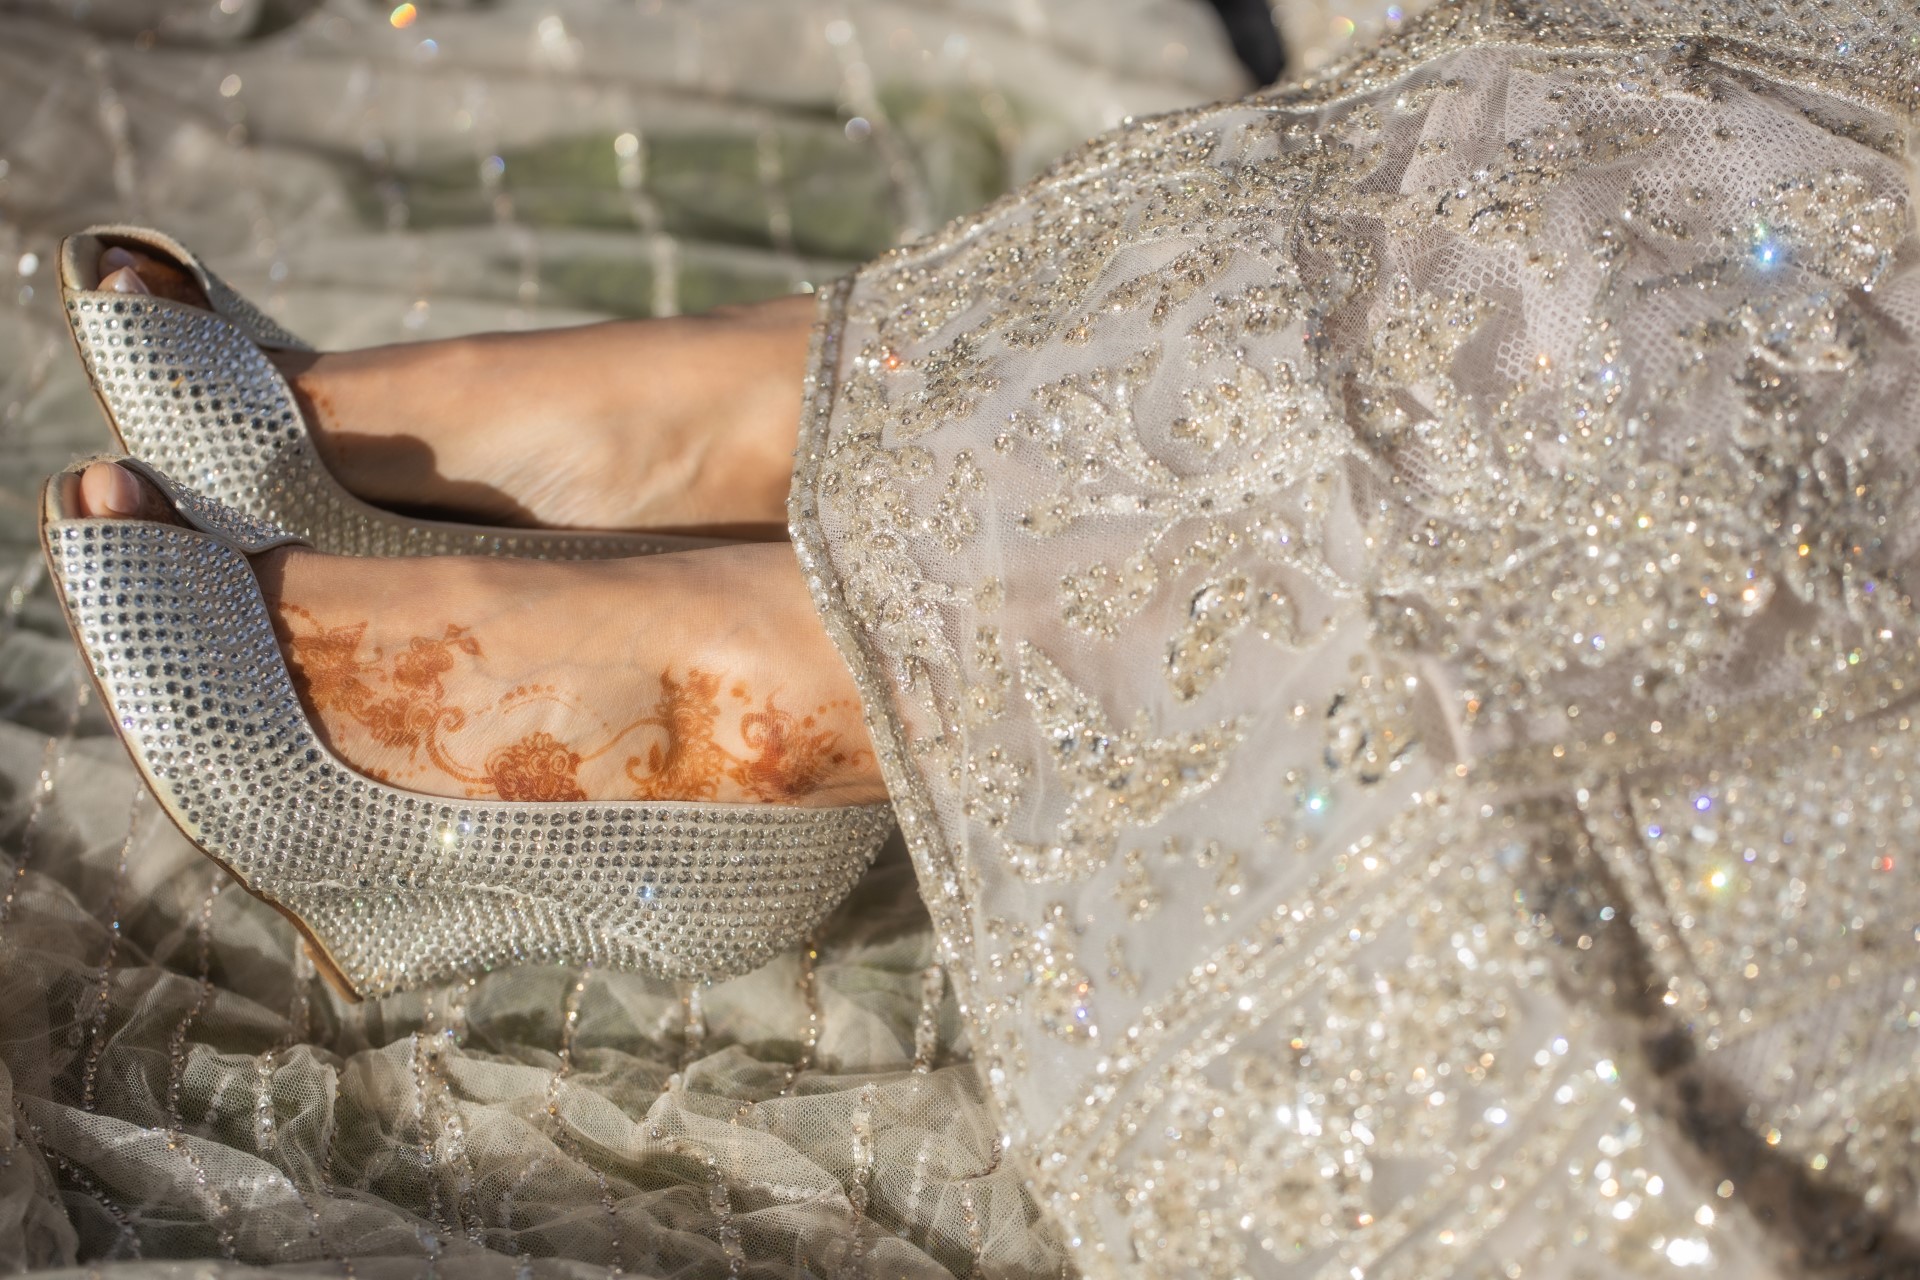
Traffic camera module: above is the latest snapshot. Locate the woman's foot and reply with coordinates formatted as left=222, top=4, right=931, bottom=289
left=76, top=461, right=884, bottom=808
left=95, top=245, right=813, bottom=538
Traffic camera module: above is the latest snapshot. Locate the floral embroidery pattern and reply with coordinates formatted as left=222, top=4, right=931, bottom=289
left=797, top=31, right=1920, bottom=1280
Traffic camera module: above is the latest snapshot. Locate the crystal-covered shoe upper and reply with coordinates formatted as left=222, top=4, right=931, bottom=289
left=43, top=461, right=894, bottom=997
left=59, top=226, right=722, bottom=561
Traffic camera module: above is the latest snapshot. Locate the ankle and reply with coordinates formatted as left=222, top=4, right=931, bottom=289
left=636, top=299, right=812, bottom=529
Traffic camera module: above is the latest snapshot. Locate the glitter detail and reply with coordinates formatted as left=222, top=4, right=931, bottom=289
left=43, top=510, right=893, bottom=998
left=790, top=17, right=1920, bottom=1276
left=61, top=226, right=721, bottom=561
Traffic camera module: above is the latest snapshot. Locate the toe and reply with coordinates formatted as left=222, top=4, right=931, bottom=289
left=78, top=461, right=142, bottom=518
left=78, top=462, right=144, bottom=519
left=100, top=266, right=151, bottom=295
left=94, top=245, right=207, bottom=307
left=77, top=462, right=182, bottom=525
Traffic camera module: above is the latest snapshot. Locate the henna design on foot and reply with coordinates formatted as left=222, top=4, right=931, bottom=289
left=279, top=607, right=477, bottom=780
left=486, top=731, right=589, bottom=801
left=626, top=668, right=870, bottom=803
left=626, top=669, right=734, bottom=801
left=278, top=612, right=866, bottom=804
left=730, top=698, right=859, bottom=801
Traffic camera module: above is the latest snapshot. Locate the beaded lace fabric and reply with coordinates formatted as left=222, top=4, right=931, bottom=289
left=793, top=0, right=1920, bottom=1275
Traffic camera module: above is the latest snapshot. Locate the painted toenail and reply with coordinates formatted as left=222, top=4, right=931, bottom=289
left=102, top=267, right=150, bottom=295
left=99, top=247, right=139, bottom=274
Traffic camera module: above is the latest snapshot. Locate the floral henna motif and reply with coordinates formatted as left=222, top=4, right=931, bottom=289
left=280, top=614, right=379, bottom=712
left=280, top=611, right=860, bottom=803
left=393, top=629, right=471, bottom=698
left=279, top=606, right=479, bottom=783
left=729, top=699, right=857, bottom=801
left=626, top=669, right=734, bottom=801
left=487, top=731, right=588, bottom=801
left=626, top=667, right=867, bottom=802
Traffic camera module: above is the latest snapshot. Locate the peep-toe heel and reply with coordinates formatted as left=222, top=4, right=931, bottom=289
left=39, top=456, right=894, bottom=999
left=59, top=226, right=718, bottom=561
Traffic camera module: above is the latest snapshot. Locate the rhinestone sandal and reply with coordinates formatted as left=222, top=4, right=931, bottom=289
left=40, top=456, right=895, bottom=999
left=59, top=226, right=719, bottom=560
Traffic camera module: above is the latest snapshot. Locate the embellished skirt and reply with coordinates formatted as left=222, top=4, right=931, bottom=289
left=790, top=3, right=1920, bottom=1274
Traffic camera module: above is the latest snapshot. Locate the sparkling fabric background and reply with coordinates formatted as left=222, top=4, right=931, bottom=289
left=0, top=0, right=1435, bottom=1273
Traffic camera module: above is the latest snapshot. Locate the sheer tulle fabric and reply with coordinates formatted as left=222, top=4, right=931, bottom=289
left=0, top=0, right=1252, bottom=1273
left=0, top=766, right=1051, bottom=1275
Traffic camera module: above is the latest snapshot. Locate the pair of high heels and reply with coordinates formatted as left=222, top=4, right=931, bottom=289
left=41, top=227, right=892, bottom=1000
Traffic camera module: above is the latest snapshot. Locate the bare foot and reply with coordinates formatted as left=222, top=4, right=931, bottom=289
left=75, top=460, right=886, bottom=808
left=95, top=245, right=814, bottom=538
